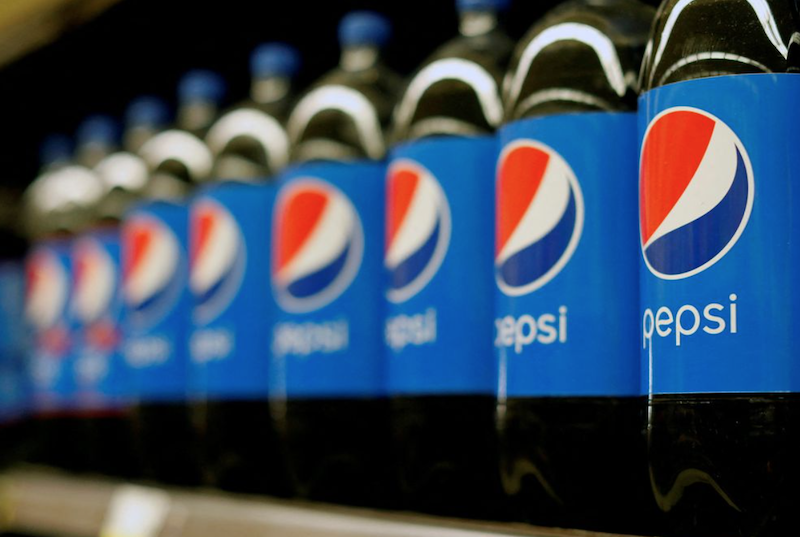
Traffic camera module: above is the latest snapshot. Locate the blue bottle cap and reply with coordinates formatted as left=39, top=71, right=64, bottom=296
left=251, top=43, right=301, bottom=79
left=39, top=134, right=71, bottom=166
left=126, top=96, right=170, bottom=129
left=76, top=115, right=119, bottom=147
left=338, top=11, right=392, bottom=48
left=456, top=0, right=511, bottom=12
left=178, top=70, right=227, bottom=105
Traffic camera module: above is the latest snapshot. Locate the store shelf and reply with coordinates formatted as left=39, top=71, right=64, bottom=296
left=0, top=468, right=635, bottom=537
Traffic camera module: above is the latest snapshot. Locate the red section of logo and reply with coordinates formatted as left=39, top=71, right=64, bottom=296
left=496, top=145, right=550, bottom=256
left=385, top=167, right=419, bottom=253
left=190, top=208, right=215, bottom=267
left=123, top=222, right=154, bottom=282
left=275, top=188, right=328, bottom=272
left=640, top=110, right=716, bottom=244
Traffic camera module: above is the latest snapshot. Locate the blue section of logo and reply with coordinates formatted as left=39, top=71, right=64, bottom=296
left=496, top=113, right=640, bottom=397
left=386, top=137, right=496, bottom=396
left=288, top=243, right=351, bottom=299
left=122, top=201, right=191, bottom=402
left=189, top=182, right=275, bottom=400
left=270, top=161, right=385, bottom=399
left=499, top=188, right=577, bottom=288
left=645, top=148, right=749, bottom=276
left=391, top=220, right=441, bottom=292
left=640, top=74, right=800, bottom=395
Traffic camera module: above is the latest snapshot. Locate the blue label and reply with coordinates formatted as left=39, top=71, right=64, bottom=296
left=640, top=74, right=800, bottom=395
left=270, top=161, right=385, bottom=399
left=495, top=113, right=640, bottom=397
left=121, top=201, right=191, bottom=402
left=0, top=262, right=29, bottom=422
left=71, top=230, right=131, bottom=411
left=25, top=240, right=77, bottom=412
left=385, top=137, right=496, bottom=395
left=189, top=182, right=275, bottom=399
left=0, top=262, right=26, bottom=354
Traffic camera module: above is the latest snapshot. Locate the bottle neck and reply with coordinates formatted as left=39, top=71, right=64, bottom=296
left=124, top=126, right=159, bottom=153
left=178, top=99, right=218, bottom=134
left=41, top=159, right=69, bottom=174
left=459, top=10, right=498, bottom=37
left=251, top=75, right=291, bottom=105
left=76, top=143, right=113, bottom=169
left=340, top=45, right=380, bottom=72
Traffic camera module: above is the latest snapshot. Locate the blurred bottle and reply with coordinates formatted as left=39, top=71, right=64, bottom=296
left=385, top=0, right=512, bottom=519
left=639, top=1, right=800, bottom=535
left=0, top=187, right=29, bottom=469
left=123, top=71, right=225, bottom=486
left=189, top=44, right=300, bottom=494
left=23, top=133, right=105, bottom=471
left=270, top=11, right=400, bottom=507
left=495, top=1, right=656, bottom=534
left=72, top=102, right=169, bottom=479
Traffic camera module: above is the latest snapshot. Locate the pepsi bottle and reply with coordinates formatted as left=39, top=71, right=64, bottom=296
left=75, top=101, right=169, bottom=479
left=189, top=44, right=300, bottom=495
left=270, top=12, right=400, bottom=507
left=385, top=0, right=512, bottom=519
left=23, top=134, right=105, bottom=471
left=124, top=71, right=225, bottom=486
left=0, top=189, right=29, bottom=469
left=639, top=2, right=800, bottom=536
left=494, top=1, right=656, bottom=534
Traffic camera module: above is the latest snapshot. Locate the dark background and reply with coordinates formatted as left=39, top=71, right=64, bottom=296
left=0, top=0, right=573, bottom=190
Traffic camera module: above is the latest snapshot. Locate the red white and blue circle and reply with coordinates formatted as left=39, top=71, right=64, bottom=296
left=190, top=199, right=246, bottom=324
left=495, top=140, right=584, bottom=296
left=72, top=237, right=116, bottom=325
left=272, top=178, right=363, bottom=313
left=640, top=107, right=754, bottom=280
left=385, top=159, right=451, bottom=303
left=25, top=248, right=69, bottom=331
left=122, top=214, right=182, bottom=325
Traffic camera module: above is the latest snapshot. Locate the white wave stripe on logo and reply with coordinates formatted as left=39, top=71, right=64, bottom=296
left=26, top=252, right=67, bottom=330
left=190, top=203, right=239, bottom=295
left=73, top=240, right=115, bottom=323
left=496, top=147, right=572, bottom=265
left=124, top=223, right=179, bottom=307
left=275, top=192, right=353, bottom=286
left=644, top=123, right=738, bottom=248
left=385, top=170, right=440, bottom=269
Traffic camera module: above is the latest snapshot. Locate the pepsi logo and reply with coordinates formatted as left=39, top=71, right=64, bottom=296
left=190, top=198, right=246, bottom=323
left=25, top=248, right=69, bottom=331
left=72, top=237, right=116, bottom=325
left=495, top=140, right=584, bottom=297
left=385, top=160, right=451, bottom=303
left=272, top=178, right=363, bottom=313
left=122, top=213, right=182, bottom=325
left=640, top=107, right=754, bottom=280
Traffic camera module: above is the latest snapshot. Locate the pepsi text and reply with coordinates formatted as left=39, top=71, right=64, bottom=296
left=494, top=307, right=568, bottom=354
